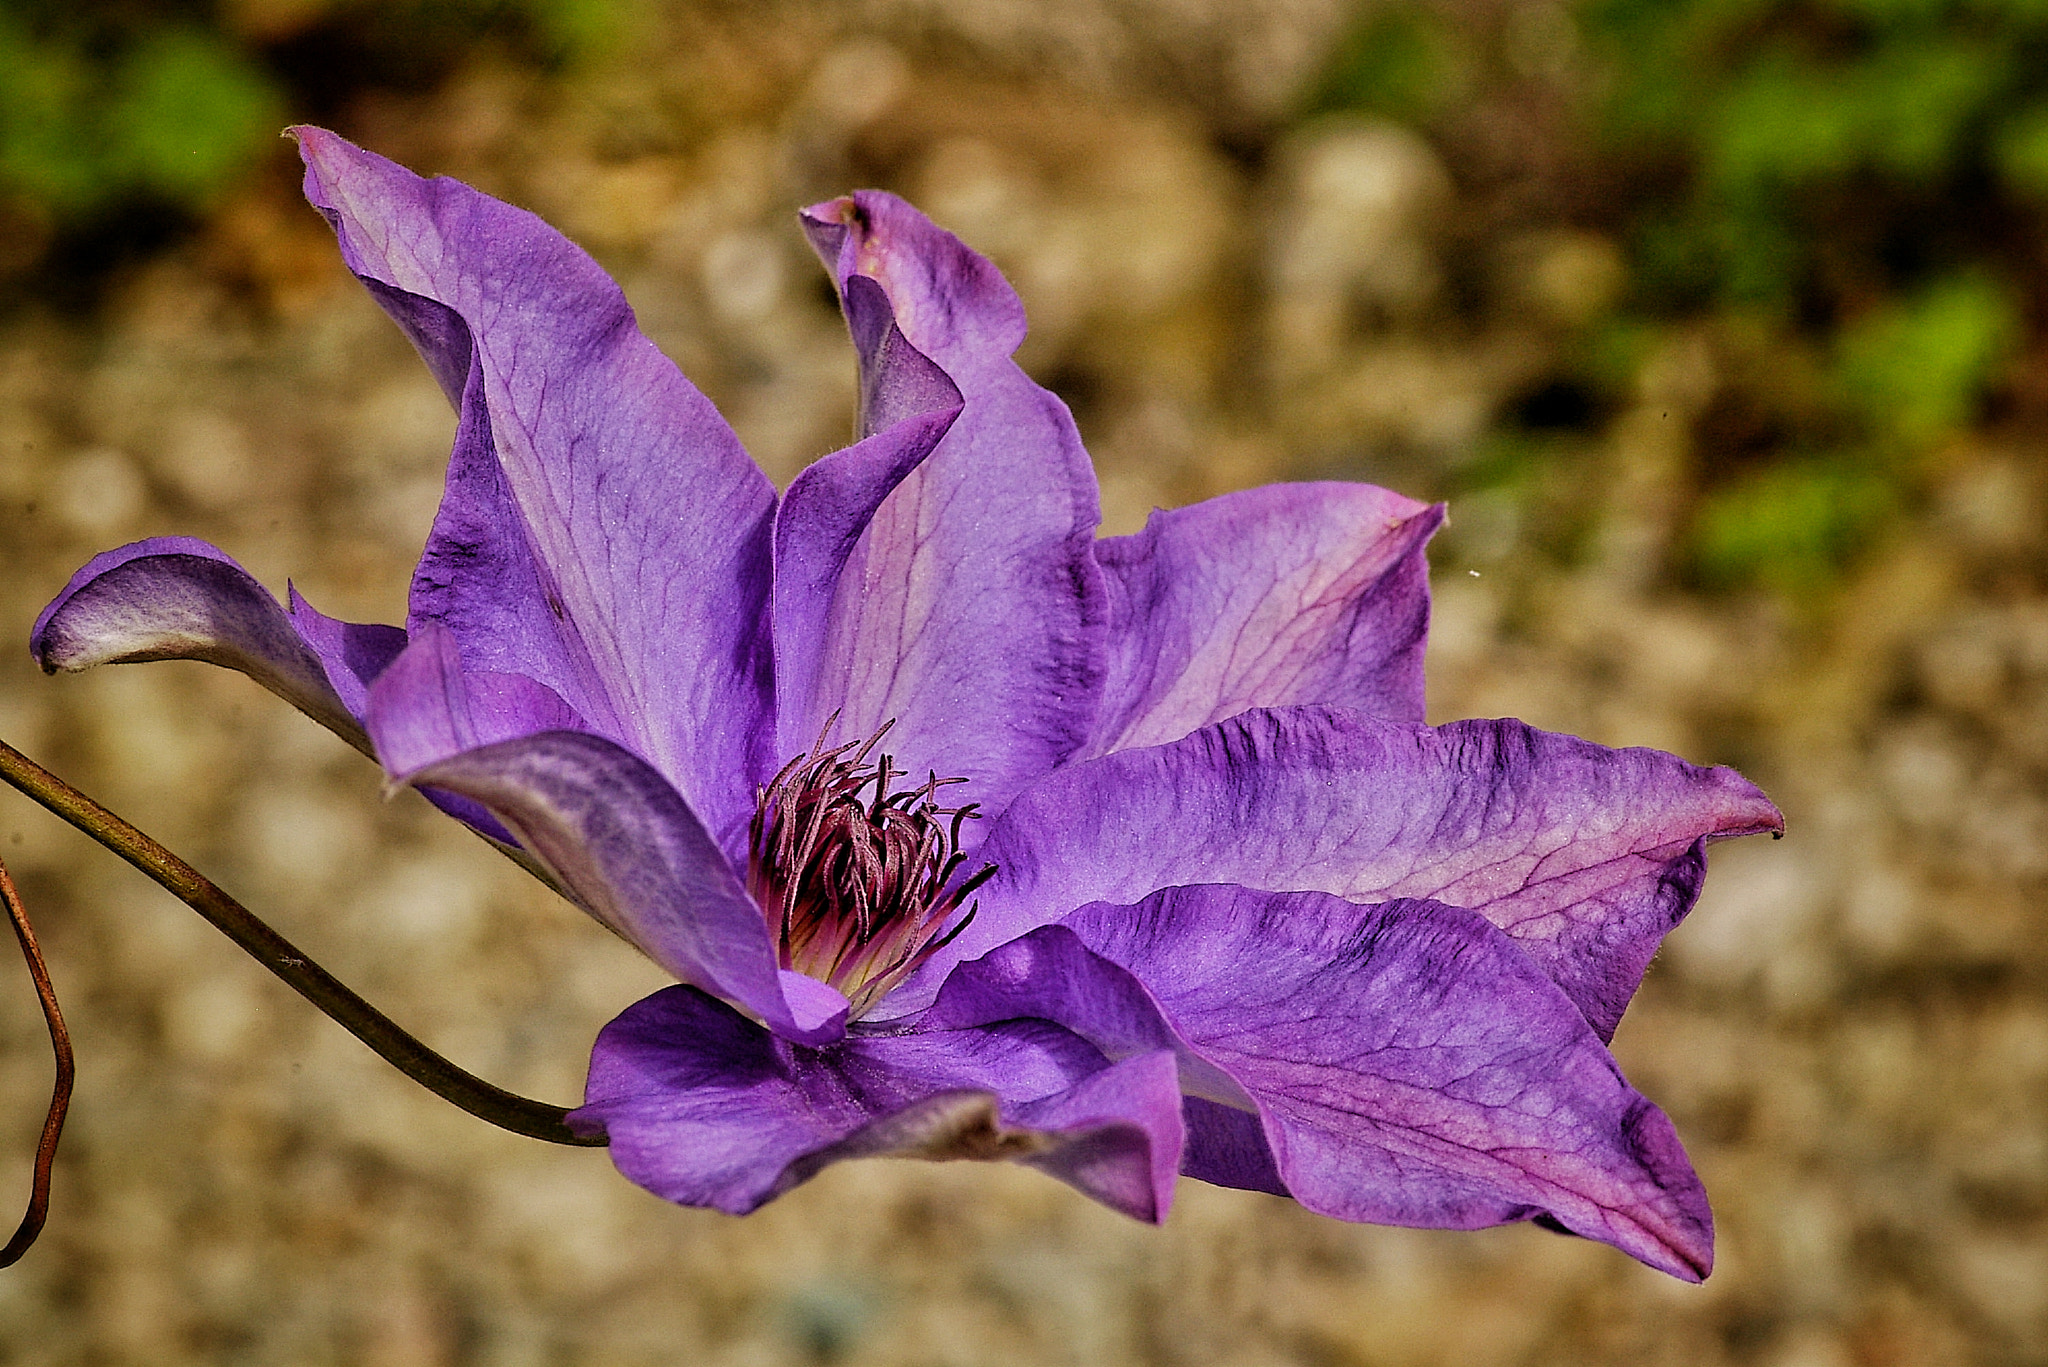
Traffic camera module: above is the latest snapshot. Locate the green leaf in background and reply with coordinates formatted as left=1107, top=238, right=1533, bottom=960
left=1835, top=273, right=2019, bottom=448
left=103, top=27, right=282, bottom=207
left=0, top=17, right=280, bottom=218
left=1692, top=455, right=1900, bottom=594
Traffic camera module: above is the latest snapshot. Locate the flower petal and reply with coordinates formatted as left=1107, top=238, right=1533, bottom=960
left=773, top=341, right=961, bottom=755
left=954, top=707, right=1783, bottom=1038
left=295, top=126, right=778, bottom=847
left=917, top=923, right=1285, bottom=1197
left=363, top=622, right=584, bottom=779
left=1063, top=885, right=1717, bottom=1280
left=1085, top=483, right=1442, bottom=755
left=574, top=984, right=1183, bottom=1220
left=31, top=537, right=400, bottom=756
left=400, top=730, right=845, bottom=1045
left=797, top=192, right=1106, bottom=826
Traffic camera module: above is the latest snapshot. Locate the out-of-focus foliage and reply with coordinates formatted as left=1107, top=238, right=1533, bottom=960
left=1309, top=0, right=2048, bottom=595
left=0, top=0, right=616, bottom=274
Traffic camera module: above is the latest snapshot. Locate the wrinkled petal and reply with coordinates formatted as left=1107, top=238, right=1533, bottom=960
left=949, top=707, right=1783, bottom=1038
left=1085, top=483, right=1442, bottom=756
left=573, top=984, right=1183, bottom=1219
left=400, top=730, right=846, bottom=1045
left=1062, top=886, right=1715, bottom=1279
left=32, top=537, right=400, bottom=756
left=296, top=127, right=778, bottom=848
left=798, top=192, right=1106, bottom=830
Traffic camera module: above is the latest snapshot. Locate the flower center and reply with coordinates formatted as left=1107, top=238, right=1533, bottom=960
left=746, top=719, right=993, bottom=1017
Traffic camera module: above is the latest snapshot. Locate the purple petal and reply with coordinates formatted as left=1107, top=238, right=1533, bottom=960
left=295, top=126, right=778, bottom=848
left=574, top=984, right=1183, bottom=1220
left=773, top=399, right=961, bottom=758
left=918, top=923, right=1284, bottom=1197
left=1086, top=483, right=1442, bottom=755
left=952, top=707, right=1783, bottom=1038
left=31, top=537, right=398, bottom=755
left=796, top=192, right=1106, bottom=827
left=1064, top=885, right=1717, bottom=1280
left=364, top=623, right=584, bottom=778
left=286, top=587, right=409, bottom=719
left=362, top=623, right=588, bottom=848
left=402, top=730, right=846, bottom=1046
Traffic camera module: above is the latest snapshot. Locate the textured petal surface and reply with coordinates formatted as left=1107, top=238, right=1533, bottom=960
left=797, top=192, right=1105, bottom=829
left=402, top=731, right=846, bottom=1045
left=953, top=707, right=1784, bottom=1037
left=1085, top=483, right=1442, bottom=755
left=32, top=537, right=398, bottom=755
left=574, top=984, right=1184, bottom=1219
left=296, top=127, right=778, bottom=846
left=1063, top=885, right=1716, bottom=1280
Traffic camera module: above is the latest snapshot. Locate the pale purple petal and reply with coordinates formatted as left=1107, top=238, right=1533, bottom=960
left=772, top=400, right=961, bottom=758
left=1063, top=885, right=1716, bottom=1280
left=296, top=127, right=778, bottom=849
left=31, top=537, right=395, bottom=756
left=797, top=192, right=1106, bottom=828
left=401, top=731, right=846, bottom=1045
left=1085, top=483, right=1443, bottom=755
left=946, top=707, right=1783, bottom=1038
left=573, top=984, right=1183, bottom=1219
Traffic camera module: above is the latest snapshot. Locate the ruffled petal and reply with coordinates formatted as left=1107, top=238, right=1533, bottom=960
left=951, top=707, right=1783, bottom=1038
left=1085, top=483, right=1442, bottom=755
left=573, top=983, right=1183, bottom=1220
left=295, top=126, right=778, bottom=847
left=796, top=192, right=1106, bottom=830
left=398, top=730, right=846, bottom=1045
left=1062, top=886, right=1717, bottom=1280
left=31, top=537, right=400, bottom=756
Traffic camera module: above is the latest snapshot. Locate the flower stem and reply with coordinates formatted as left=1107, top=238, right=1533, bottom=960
left=1, top=857, right=70, bottom=1268
left=0, top=737, right=603, bottom=1149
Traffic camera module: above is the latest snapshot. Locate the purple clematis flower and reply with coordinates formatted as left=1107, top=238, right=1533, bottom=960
left=31, top=129, right=1781, bottom=1280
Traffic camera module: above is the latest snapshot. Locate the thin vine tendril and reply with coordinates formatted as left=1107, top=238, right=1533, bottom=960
left=0, top=737, right=604, bottom=1153
left=0, top=856, right=71, bottom=1268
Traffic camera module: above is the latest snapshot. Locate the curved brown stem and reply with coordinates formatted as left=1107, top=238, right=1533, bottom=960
left=0, top=738, right=603, bottom=1149
left=1, top=857, right=71, bottom=1268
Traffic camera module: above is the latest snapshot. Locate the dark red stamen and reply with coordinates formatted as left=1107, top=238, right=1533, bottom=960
left=747, top=718, right=993, bottom=1016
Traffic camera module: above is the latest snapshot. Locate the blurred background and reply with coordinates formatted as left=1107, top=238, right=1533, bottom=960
left=0, top=0, right=2044, bottom=1362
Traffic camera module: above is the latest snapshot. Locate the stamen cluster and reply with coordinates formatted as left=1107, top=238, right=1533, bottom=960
left=747, top=721, right=992, bottom=1017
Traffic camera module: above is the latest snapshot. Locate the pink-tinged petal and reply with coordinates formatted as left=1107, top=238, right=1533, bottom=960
left=31, top=537, right=399, bottom=756
left=573, top=984, right=1183, bottom=1220
left=401, top=731, right=846, bottom=1046
left=950, top=707, right=1783, bottom=1038
left=295, top=127, right=777, bottom=847
left=1086, top=483, right=1443, bottom=755
left=797, top=192, right=1106, bottom=828
left=1064, top=885, right=1716, bottom=1280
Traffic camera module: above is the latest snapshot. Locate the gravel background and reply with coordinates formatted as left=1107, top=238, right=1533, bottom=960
left=1, top=3, right=2045, bottom=1363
